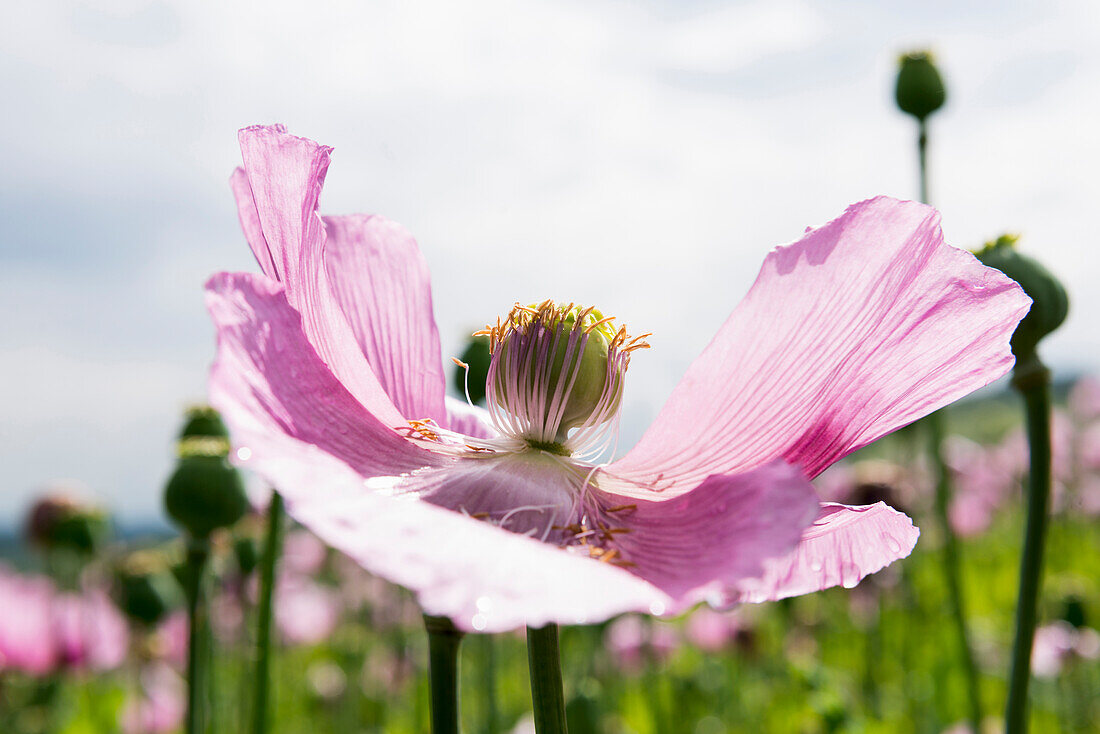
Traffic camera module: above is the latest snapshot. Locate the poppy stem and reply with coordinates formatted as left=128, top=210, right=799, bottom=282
left=424, top=615, right=464, bottom=734
left=927, top=409, right=984, bottom=732
left=1005, top=357, right=1053, bottom=733
left=251, top=490, right=284, bottom=734
left=527, top=623, right=568, bottom=734
left=479, top=634, right=501, bottom=734
left=183, top=537, right=211, bottom=734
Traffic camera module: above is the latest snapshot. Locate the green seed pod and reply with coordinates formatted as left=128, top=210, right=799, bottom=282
left=25, top=494, right=111, bottom=556
left=180, top=405, right=229, bottom=440
left=165, top=455, right=250, bottom=539
left=453, top=335, right=491, bottom=406
left=895, top=51, right=946, bottom=121
left=974, top=235, right=1068, bottom=365
left=115, top=550, right=183, bottom=627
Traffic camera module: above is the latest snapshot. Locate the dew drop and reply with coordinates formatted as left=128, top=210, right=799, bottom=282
left=649, top=601, right=666, bottom=616
left=476, top=596, right=493, bottom=613
left=471, top=613, right=487, bottom=631
left=236, top=447, right=252, bottom=461
left=840, top=561, right=861, bottom=589
left=809, top=559, right=824, bottom=572
left=885, top=536, right=902, bottom=554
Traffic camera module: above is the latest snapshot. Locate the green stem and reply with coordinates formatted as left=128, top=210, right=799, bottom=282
left=425, top=615, right=464, bottom=734
left=527, top=624, right=568, bottom=734
left=927, top=409, right=984, bottom=732
left=251, top=490, right=285, bottom=734
left=184, top=537, right=211, bottom=734
left=918, top=119, right=929, bottom=205
left=1005, top=359, right=1053, bottom=734
left=480, top=635, right=500, bottom=734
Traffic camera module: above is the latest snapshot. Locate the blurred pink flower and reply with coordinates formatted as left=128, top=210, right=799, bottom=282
left=945, top=436, right=1014, bottom=537
left=119, top=663, right=185, bottom=734
left=276, top=574, right=342, bottom=646
left=685, top=606, right=742, bottom=653
left=1031, top=622, right=1100, bottom=678
left=206, top=125, right=1029, bottom=631
left=154, top=611, right=189, bottom=669
left=0, top=567, right=128, bottom=675
left=605, top=615, right=679, bottom=672
left=53, top=587, right=130, bottom=672
left=282, top=530, right=328, bottom=576
left=1069, top=376, right=1100, bottom=422
left=0, top=566, right=57, bottom=674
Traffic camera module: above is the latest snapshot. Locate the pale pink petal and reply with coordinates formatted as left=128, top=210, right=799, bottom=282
left=205, top=272, right=444, bottom=479
left=611, top=197, right=1030, bottom=490
left=233, top=125, right=405, bottom=427
left=250, top=442, right=671, bottom=632
left=593, top=460, right=818, bottom=609
left=230, top=165, right=278, bottom=279
left=733, top=502, right=920, bottom=603
left=444, top=396, right=497, bottom=439
left=323, top=214, right=446, bottom=425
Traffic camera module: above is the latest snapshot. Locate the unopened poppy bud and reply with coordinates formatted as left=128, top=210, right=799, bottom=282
left=895, top=51, right=946, bottom=121
left=974, top=235, right=1068, bottom=365
left=478, top=301, right=648, bottom=452
left=25, top=492, right=110, bottom=555
left=115, top=550, right=183, bottom=627
left=453, top=335, right=491, bottom=406
left=164, top=407, right=248, bottom=539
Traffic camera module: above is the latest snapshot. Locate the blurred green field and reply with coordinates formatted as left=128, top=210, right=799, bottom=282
left=4, top=397, right=1099, bottom=734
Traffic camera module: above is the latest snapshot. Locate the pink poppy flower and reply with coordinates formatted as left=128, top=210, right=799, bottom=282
left=119, top=663, right=186, bottom=734
left=205, top=125, right=1029, bottom=632
left=0, top=565, right=58, bottom=675
left=275, top=574, right=342, bottom=646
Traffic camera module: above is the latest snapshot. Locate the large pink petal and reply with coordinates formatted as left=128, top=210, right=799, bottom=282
left=611, top=197, right=1031, bottom=490
left=323, top=214, right=447, bottom=425
left=205, top=272, right=443, bottom=478
left=233, top=125, right=405, bottom=427
left=241, top=435, right=671, bottom=632
left=592, top=460, right=818, bottom=610
left=732, top=502, right=920, bottom=603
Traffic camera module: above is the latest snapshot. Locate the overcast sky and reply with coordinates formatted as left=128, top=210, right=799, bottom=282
left=2, top=0, right=1097, bottom=529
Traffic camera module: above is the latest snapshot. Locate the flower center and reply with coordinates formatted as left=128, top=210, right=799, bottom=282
left=475, top=300, right=649, bottom=457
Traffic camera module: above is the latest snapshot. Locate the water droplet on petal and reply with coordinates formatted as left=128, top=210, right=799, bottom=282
left=476, top=596, right=492, bottom=612
left=886, top=536, right=902, bottom=554
left=809, top=559, right=824, bottom=572
left=236, top=447, right=252, bottom=461
left=471, top=614, right=487, bottom=631
left=840, top=561, right=861, bottom=589
left=649, top=601, right=666, bottom=616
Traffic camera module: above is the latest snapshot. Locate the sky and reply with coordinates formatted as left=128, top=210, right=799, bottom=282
left=1, top=0, right=1098, bottom=529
